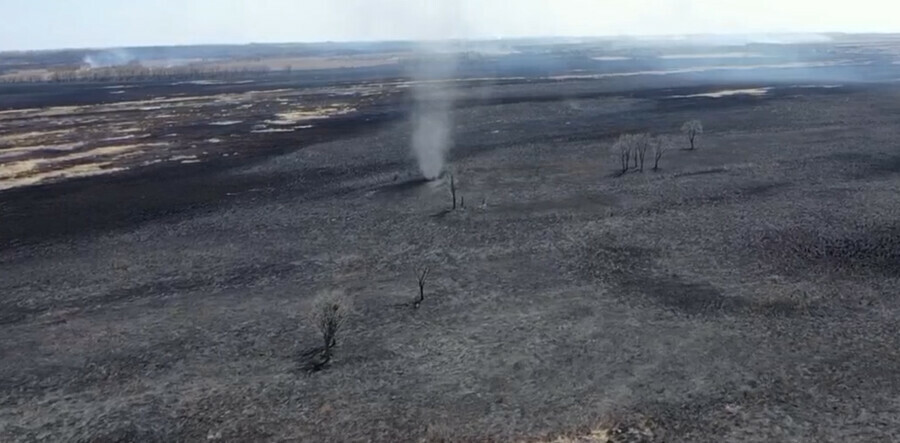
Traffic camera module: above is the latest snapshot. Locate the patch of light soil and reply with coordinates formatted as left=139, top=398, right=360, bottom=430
left=0, top=142, right=86, bottom=159
left=266, top=106, right=355, bottom=125
left=791, top=84, right=843, bottom=89
left=251, top=128, right=296, bottom=133
left=100, top=134, right=151, bottom=142
left=592, top=56, right=632, bottom=61
left=0, top=129, right=75, bottom=144
left=0, top=143, right=164, bottom=185
left=544, top=428, right=612, bottom=442
left=57, top=144, right=150, bottom=162
left=658, top=52, right=764, bottom=59
left=547, top=61, right=851, bottom=81
left=669, top=88, right=771, bottom=98
left=172, top=80, right=227, bottom=86
left=0, top=162, right=125, bottom=190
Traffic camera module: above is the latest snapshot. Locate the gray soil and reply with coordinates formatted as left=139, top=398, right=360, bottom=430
left=3, top=75, right=900, bottom=442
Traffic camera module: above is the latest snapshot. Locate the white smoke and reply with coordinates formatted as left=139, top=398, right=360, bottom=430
left=399, top=2, right=465, bottom=180
left=410, top=51, right=458, bottom=180
left=411, top=96, right=453, bottom=179
left=82, top=49, right=137, bottom=68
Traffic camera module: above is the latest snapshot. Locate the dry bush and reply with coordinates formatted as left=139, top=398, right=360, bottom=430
left=316, top=300, right=346, bottom=350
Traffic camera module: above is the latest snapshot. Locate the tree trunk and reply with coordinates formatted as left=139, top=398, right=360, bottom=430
left=638, top=149, right=645, bottom=172
left=450, top=174, right=457, bottom=210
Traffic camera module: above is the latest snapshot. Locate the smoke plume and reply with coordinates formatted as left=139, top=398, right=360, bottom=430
left=410, top=51, right=458, bottom=180
left=83, top=49, right=137, bottom=68
left=403, top=2, right=464, bottom=180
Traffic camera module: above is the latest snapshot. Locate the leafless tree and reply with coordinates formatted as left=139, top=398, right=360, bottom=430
left=652, top=136, right=671, bottom=171
left=613, top=134, right=652, bottom=175
left=681, top=120, right=703, bottom=150
left=414, top=266, right=430, bottom=309
left=613, top=135, right=633, bottom=175
left=304, top=296, right=347, bottom=372
left=636, top=137, right=649, bottom=172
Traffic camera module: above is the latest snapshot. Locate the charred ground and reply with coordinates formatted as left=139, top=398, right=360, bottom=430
left=2, top=38, right=900, bottom=442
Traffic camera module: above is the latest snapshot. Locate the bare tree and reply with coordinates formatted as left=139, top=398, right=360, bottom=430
left=652, top=136, right=670, bottom=171
left=304, top=296, right=348, bottom=372
left=636, top=137, right=649, bottom=172
left=613, top=135, right=633, bottom=175
left=613, top=134, right=652, bottom=175
left=681, top=120, right=703, bottom=150
left=414, top=266, right=430, bottom=309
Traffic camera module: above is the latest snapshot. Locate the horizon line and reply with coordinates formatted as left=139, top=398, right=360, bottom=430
left=4, top=31, right=900, bottom=54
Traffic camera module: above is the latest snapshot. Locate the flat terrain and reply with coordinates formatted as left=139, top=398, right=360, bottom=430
left=3, top=38, right=900, bottom=442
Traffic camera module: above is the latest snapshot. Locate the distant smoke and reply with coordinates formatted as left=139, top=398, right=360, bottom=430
left=621, top=33, right=833, bottom=47
left=410, top=50, right=458, bottom=180
left=83, top=49, right=137, bottom=68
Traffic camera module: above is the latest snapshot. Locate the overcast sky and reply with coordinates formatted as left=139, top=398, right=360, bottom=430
left=2, top=0, right=899, bottom=51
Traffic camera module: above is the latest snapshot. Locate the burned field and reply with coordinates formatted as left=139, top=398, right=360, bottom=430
left=3, top=39, right=900, bottom=442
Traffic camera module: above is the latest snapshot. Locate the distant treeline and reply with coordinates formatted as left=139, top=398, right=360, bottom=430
left=0, top=64, right=288, bottom=83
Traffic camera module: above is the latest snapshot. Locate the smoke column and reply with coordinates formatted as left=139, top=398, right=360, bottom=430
left=410, top=51, right=457, bottom=180
left=404, top=2, right=463, bottom=180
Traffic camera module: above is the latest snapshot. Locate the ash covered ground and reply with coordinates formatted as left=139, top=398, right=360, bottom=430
left=3, top=36, right=900, bottom=442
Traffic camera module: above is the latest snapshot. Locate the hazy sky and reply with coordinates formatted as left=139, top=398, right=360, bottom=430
left=2, top=0, right=899, bottom=51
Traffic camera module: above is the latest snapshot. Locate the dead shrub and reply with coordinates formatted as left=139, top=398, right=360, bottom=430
left=302, top=294, right=348, bottom=372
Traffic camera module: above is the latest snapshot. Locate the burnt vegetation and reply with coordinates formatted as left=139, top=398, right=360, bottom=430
left=755, top=223, right=900, bottom=277
left=5, top=37, right=900, bottom=443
